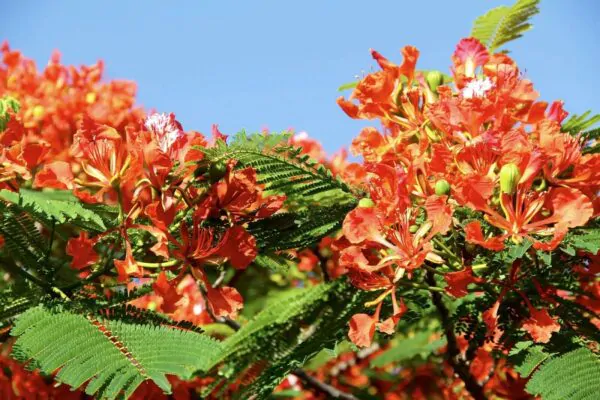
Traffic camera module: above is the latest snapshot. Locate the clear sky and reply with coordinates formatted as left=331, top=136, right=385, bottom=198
left=2, top=1, right=599, bottom=153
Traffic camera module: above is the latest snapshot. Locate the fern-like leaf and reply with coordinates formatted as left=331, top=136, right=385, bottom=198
left=248, top=203, right=354, bottom=251
left=370, top=331, right=446, bottom=367
left=11, top=306, right=222, bottom=399
left=0, top=188, right=108, bottom=231
left=205, top=279, right=371, bottom=399
left=471, top=0, right=540, bottom=53
left=202, top=131, right=356, bottom=204
left=0, top=283, right=42, bottom=331
left=525, top=347, right=600, bottom=400
left=0, top=202, right=56, bottom=278
left=562, top=110, right=600, bottom=135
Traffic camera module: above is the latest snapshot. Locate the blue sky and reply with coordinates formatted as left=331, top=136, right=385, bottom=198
left=2, top=1, right=599, bottom=153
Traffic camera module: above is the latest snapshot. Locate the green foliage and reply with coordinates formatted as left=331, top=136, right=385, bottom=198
left=562, top=110, right=600, bottom=135
left=562, top=227, right=600, bottom=255
left=253, top=253, right=297, bottom=273
left=525, top=347, right=600, bottom=400
left=0, top=283, right=42, bottom=331
left=471, top=0, right=540, bottom=53
left=509, top=341, right=553, bottom=377
left=202, top=131, right=356, bottom=204
left=248, top=202, right=355, bottom=250
left=11, top=306, right=222, bottom=400
left=205, top=279, right=371, bottom=399
left=0, top=96, right=20, bottom=131
left=0, top=201, right=56, bottom=279
left=0, top=188, right=108, bottom=231
left=370, top=330, right=446, bottom=367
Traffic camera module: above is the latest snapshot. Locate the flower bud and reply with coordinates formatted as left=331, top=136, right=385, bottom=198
left=426, top=70, right=444, bottom=92
left=499, top=163, right=521, bottom=195
left=435, top=179, right=451, bottom=196
left=358, top=198, right=375, bottom=208
left=209, top=161, right=228, bottom=183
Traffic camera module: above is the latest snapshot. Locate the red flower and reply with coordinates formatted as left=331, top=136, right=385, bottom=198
left=465, top=187, right=593, bottom=251
left=348, top=312, right=378, bottom=348
left=205, top=285, right=244, bottom=319
left=452, top=38, right=489, bottom=83
left=444, top=267, right=484, bottom=298
left=33, top=161, right=74, bottom=189
left=66, top=232, right=98, bottom=270
left=152, top=271, right=183, bottom=314
left=521, top=308, right=560, bottom=343
left=217, top=226, right=258, bottom=269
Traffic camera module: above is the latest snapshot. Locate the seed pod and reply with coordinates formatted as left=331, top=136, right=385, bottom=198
left=426, top=70, right=444, bottom=92
left=435, top=179, right=451, bottom=196
left=499, top=163, right=521, bottom=195
left=358, top=198, right=375, bottom=208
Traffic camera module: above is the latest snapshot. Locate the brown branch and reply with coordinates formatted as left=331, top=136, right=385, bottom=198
left=426, top=272, right=487, bottom=400
left=292, top=368, right=358, bottom=400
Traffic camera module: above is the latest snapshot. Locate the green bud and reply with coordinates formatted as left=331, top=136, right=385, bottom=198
left=434, top=179, right=451, bottom=196
left=426, top=70, right=444, bottom=92
left=208, top=161, right=228, bottom=183
left=409, top=225, right=419, bottom=233
left=358, top=198, right=375, bottom=208
left=533, top=177, right=547, bottom=192
left=499, top=163, right=521, bottom=195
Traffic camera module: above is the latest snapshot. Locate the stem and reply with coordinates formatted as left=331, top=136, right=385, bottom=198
left=9, top=264, right=49, bottom=290
left=212, top=270, right=226, bottom=288
left=426, top=271, right=487, bottom=400
left=292, top=369, right=358, bottom=400
left=314, top=247, right=330, bottom=282
left=395, top=279, right=445, bottom=293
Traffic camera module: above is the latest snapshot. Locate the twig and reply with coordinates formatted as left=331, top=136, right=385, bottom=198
left=426, top=271, right=487, bottom=400
left=212, top=270, right=227, bottom=288
left=292, top=368, right=358, bottom=400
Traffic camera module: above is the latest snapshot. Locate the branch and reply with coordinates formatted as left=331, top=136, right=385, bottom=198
left=426, top=272, right=487, bottom=400
left=292, top=368, right=358, bottom=400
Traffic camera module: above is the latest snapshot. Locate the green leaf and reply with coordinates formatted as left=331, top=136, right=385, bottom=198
left=471, top=0, right=540, bottom=53
left=562, top=111, right=600, bottom=135
left=11, top=306, right=222, bottom=400
left=509, top=342, right=553, bottom=377
left=337, top=81, right=358, bottom=91
left=248, top=202, right=355, bottom=251
left=205, top=279, right=371, bottom=399
left=253, top=253, right=296, bottom=273
left=0, top=188, right=108, bottom=231
left=525, top=348, right=600, bottom=400
left=370, top=331, right=446, bottom=367
left=563, top=228, right=600, bottom=255
left=201, top=131, right=356, bottom=204
left=0, top=282, right=42, bottom=330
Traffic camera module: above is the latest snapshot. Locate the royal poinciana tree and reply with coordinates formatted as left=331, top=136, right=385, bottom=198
left=1, top=1, right=599, bottom=399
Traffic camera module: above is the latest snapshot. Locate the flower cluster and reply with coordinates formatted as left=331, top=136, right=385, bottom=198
left=334, top=37, right=599, bottom=347
left=0, top=42, right=284, bottom=323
